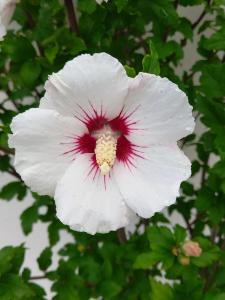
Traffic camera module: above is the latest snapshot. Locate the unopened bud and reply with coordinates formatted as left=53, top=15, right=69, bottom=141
left=172, top=247, right=179, bottom=256
left=179, top=256, right=190, bottom=266
left=182, top=241, right=202, bottom=257
left=77, top=244, right=85, bottom=252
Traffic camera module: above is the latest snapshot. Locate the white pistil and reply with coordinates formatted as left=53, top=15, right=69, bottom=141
left=95, top=132, right=117, bottom=175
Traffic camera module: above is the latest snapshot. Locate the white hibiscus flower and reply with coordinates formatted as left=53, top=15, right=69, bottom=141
left=0, top=0, right=18, bottom=40
left=95, top=0, right=109, bottom=4
left=9, top=53, right=195, bottom=234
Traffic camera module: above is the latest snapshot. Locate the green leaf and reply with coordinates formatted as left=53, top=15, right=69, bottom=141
left=69, top=37, right=87, bottom=56
left=174, top=225, right=187, bottom=244
left=142, top=41, right=160, bottom=75
left=44, top=46, right=59, bottom=64
left=114, top=0, right=128, bottom=12
left=181, top=182, right=195, bottom=196
left=147, top=226, right=175, bottom=270
left=149, top=277, right=174, bottom=300
left=53, top=285, right=79, bottom=300
left=153, top=39, right=181, bottom=60
left=48, top=220, right=61, bottom=246
left=0, top=182, right=26, bottom=201
left=124, top=65, right=136, bottom=78
left=37, top=247, right=52, bottom=271
left=0, top=274, right=34, bottom=300
left=192, top=237, right=220, bottom=267
left=20, top=60, right=41, bottom=86
left=204, top=293, right=225, bottom=300
left=179, top=18, right=193, bottom=40
left=203, top=29, right=225, bottom=50
left=148, top=226, right=174, bottom=250
left=0, top=246, right=25, bottom=277
left=198, top=63, right=225, bottom=99
left=100, top=280, right=122, bottom=298
left=2, top=36, right=35, bottom=62
left=78, top=0, right=97, bottom=14
left=20, top=205, right=39, bottom=235
left=28, top=282, right=46, bottom=299
left=211, top=161, right=225, bottom=179
left=0, top=156, right=10, bottom=171
left=21, top=268, right=31, bottom=282
left=133, top=252, right=159, bottom=269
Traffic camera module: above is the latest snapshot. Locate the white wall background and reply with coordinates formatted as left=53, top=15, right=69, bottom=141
left=0, top=4, right=210, bottom=299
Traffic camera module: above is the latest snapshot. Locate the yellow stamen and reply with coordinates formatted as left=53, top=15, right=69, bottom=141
left=95, top=133, right=117, bottom=175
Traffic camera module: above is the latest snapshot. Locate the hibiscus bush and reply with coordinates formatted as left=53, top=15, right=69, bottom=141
left=0, top=0, right=225, bottom=299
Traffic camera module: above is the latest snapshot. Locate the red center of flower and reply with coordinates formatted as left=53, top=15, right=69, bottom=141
left=63, top=104, right=143, bottom=175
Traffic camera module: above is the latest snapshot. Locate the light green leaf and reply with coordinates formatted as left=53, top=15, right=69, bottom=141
left=133, top=252, right=159, bottom=269
left=149, top=277, right=174, bottom=300
left=142, top=41, right=160, bottom=75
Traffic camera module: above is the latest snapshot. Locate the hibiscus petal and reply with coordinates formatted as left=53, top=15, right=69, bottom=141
left=40, top=53, right=129, bottom=120
left=9, top=108, right=86, bottom=196
left=55, top=154, right=133, bottom=234
left=124, top=72, right=195, bottom=145
left=0, top=0, right=17, bottom=40
left=114, top=144, right=191, bottom=218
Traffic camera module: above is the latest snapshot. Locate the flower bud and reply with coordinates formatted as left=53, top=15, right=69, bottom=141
left=182, top=241, right=202, bottom=257
left=179, top=256, right=190, bottom=266
left=77, top=244, right=85, bottom=252
left=172, top=247, right=179, bottom=256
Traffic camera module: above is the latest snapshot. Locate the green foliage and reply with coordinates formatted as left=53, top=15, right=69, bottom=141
left=37, top=247, right=52, bottom=271
left=0, top=0, right=225, bottom=298
left=142, top=41, right=160, bottom=75
left=0, top=246, right=46, bottom=299
left=149, top=277, right=174, bottom=300
left=0, top=182, right=26, bottom=201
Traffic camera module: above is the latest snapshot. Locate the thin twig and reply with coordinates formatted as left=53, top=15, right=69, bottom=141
left=0, top=146, right=14, bottom=155
left=25, top=11, right=44, bottom=56
left=191, top=0, right=211, bottom=29
left=8, top=166, right=22, bottom=181
left=210, top=226, right=219, bottom=243
left=64, top=0, right=79, bottom=35
left=117, top=228, right=127, bottom=244
left=201, top=158, right=209, bottom=186
left=29, top=275, right=47, bottom=280
left=184, top=217, right=193, bottom=238
left=203, top=237, right=225, bottom=291
left=0, top=102, right=7, bottom=113
left=191, top=9, right=207, bottom=29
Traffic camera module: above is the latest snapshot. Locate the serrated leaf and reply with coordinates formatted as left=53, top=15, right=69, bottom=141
left=0, top=182, right=26, bottom=201
left=0, top=274, right=34, bottom=300
left=0, top=246, right=25, bottom=276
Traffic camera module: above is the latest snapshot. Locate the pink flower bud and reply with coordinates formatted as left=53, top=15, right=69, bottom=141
left=182, top=241, right=202, bottom=257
